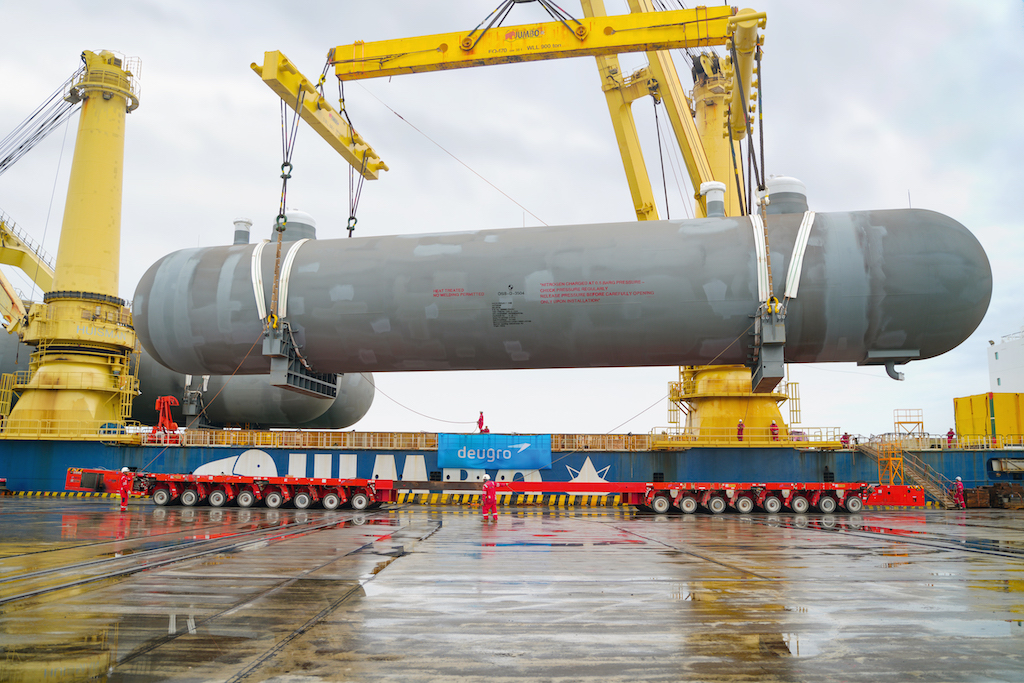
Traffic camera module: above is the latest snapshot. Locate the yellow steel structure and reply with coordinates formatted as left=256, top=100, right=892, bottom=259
left=1, top=211, right=55, bottom=330
left=2, top=51, right=140, bottom=440
left=252, top=51, right=388, bottom=180
left=878, top=442, right=905, bottom=486
left=330, top=6, right=735, bottom=81
left=327, top=4, right=762, bottom=221
left=319, top=5, right=781, bottom=440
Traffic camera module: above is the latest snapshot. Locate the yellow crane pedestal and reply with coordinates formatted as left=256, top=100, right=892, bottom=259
left=2, top=51, right=140, bottom=439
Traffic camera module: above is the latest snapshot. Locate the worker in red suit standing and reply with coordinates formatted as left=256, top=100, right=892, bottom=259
left=481, top=474, right=498, bottom=522
left=946, top=428, right=956, bottom=448
left=953, top=476, right=965, bottom=510
left=737, top=419, right=744, bottom=442
left=770, top=420, right=779, bottom=441
left=477, top=411, right=485, bottom=432
left=118, top=467, right=133, bottom=512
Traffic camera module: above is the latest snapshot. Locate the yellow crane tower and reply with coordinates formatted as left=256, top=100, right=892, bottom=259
left=1, top=51, right=140, bottom=439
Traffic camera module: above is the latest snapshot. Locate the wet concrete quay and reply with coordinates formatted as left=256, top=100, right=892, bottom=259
left=1, top=499, right=1022, bottom=682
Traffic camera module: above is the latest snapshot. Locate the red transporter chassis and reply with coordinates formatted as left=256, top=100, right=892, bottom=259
left=65, top=468, right=393, bottom=511
left=66, top=468, right=922, bottom=513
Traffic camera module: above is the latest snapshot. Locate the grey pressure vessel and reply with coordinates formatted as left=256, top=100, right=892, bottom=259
left=0, top=329, right=373, bottom=429
left=133, top=208, right=992, bottom=377
left=134, top=345, right=375, bottom=429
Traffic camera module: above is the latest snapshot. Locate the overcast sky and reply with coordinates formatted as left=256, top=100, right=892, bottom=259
left=1, top=0, right=1022, bottom=438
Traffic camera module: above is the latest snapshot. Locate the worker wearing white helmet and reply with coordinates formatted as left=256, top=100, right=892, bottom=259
left=952, top=476, right=965, bottom=510
left=118, top=467, right=134, bottom=512
left=481, top=474, right=498, bottom=522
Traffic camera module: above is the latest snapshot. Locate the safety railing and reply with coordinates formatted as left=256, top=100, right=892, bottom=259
left=177, top=430, right=441, bottom=451
left=866, top=433, right=1024, bottom=450
left=0, top=418, right=142, bottom=442
left=649, top=425, right=841, bottom=448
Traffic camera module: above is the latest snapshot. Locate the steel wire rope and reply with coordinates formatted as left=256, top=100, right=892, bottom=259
left=333, top=73, right=367, bottom=237
left=356, top=84, right=547, bottom=226
left=727, top=110, right=745, bottom=216
left=0, top=67, right=82, bottom=176
left=369, top=380, right=477, bottom=426
left=653, top=104, right=695, bottom=220
left=652, top=98, right=671, bottom=219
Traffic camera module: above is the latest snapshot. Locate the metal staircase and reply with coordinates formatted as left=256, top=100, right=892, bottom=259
left=857, top=442, right=955, bottom=508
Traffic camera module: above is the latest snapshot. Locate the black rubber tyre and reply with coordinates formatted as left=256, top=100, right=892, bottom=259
left=180, top=489, right=199, bottom=507
left=208, top=490, right=227, bottom=507
left=236, top=490, right=255, bottom=508
left=845, top=496, right=864, bottom=513
left=152, top=488, right=171, bottom=506
left=735, top=496, right=755, bottom=514
left=265, top=491, right=284, bottom=509
left=349, top=492, right=369, bottom=510
left=790, top=496, right=809, bottom=514
left=762, top=496, right=782, bottom=514
left=679, top=497, right=698, bottom=514
left=293, top=492, right=312, bottom=509
left=651, top=495, right=671, bottom=514
left=818, top=496, right=838, bottom=514
left=321, top=493, right=340, bottom=510
left=707, top=496, right=727, bottom=514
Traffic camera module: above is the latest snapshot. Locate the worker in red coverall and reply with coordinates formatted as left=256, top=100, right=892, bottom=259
left=477, top=411, right=485, bottom=432
left=118, top=467, right=133, bottom=512
left=953, top=476, right=965, bottom=510
left=946, top=428, right=956, bottom=448
left=737, top=419, right=744, bottom=442
left=481, top=474, right=498, bottom=522
left=770, top=420, right=779, bottom=441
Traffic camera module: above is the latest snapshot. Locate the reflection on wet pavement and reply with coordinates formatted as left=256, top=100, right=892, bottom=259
left=0, top=500, right=1021, bottom=681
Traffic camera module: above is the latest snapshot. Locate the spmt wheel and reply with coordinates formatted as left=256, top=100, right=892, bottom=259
left=236, top=490, right=255, bottom=508
left=264, top=491, right=284, bottom=509
left=180, top=489, right=199, bottom=507
left=208, top=490, right=227, bottom=507
left=651, top=495, right=671, bottom=514
left=817, top=496, right=838, bottom=513
left=845, top=496, right=864, bottom=513
left=321, top=493, right=340, bottom=510
left=679, top=497, right=698, bottom=514
left=152, top=488, right=171, bottom=506
left=349, top=492, right=369, bottom=511
left=293, top=492, right=312, bottom=509
left=735, top=496, right=754, bottom=514
left=762, top=496, right=782, bottom=514
left=790, top=496, right=809, bottom=514
left=707, top=496, right=727, bottom=514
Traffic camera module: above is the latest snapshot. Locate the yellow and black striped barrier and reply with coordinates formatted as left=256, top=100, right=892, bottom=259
left=2, top=491, right=133, bottom=499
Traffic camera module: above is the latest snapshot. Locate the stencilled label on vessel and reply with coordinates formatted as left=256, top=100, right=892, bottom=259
left=538, top=280, right=654, bottom=304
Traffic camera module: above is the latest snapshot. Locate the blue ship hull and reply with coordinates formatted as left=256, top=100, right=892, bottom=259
left=0, top=438, right=1014, bottom=494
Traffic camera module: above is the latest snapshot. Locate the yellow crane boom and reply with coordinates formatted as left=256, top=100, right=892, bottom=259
left=330, top=6, right=735, bottom=81
left=252, top=51, right=388, bottom=180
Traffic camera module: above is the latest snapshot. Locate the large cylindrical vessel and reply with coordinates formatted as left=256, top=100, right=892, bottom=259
left=133, top=209, right=991, bottom=376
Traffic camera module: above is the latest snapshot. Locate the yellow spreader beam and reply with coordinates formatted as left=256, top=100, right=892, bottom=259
left=252, top=51, right=388, bottom=180
left=330, top=6, right=735, bottom=81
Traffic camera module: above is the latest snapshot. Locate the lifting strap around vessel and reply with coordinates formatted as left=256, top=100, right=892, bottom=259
left=251, top=239, right=271, bottom=321
left=751, top=214, right=769, bottom=302
left=784, top=211, right=816, bottom=300
left=276, top=238, right=309, bottom=319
